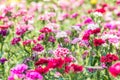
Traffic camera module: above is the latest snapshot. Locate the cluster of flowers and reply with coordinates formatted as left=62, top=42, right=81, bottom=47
left=0, top=0, right=120, bottom=80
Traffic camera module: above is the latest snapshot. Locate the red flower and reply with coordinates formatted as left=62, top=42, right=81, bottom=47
left=91, top=28, right=100, bottom=34
left=95, top=8, right=106, bottom=13
left=0, top=25, right=9, bottom=30
left=47, top=58, right=64, bottom=69
left=93, top=38, right=105, bottom=46
left=65, top=65, right=71, bottom=73
left=100, top=54, right=119, bottom=63
left=39, top=27, right=52, bottom=33
left=35, top=58, right=49, bottom=66
left=64, top=57, right=73, bottom=63
left=35, top=66, right=49, bottom=74
left=71, top=64, right=83, bottom=72
left=82, top=30, right=92, bottom=41
left=109, top=62, right=120, bottom=77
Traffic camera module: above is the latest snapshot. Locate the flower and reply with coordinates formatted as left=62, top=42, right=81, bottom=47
left=8, top=64, right=28, bottom=80
left=0, top=25, right=9, bottom=30
left=26, top=70, right=43, bottom=80
left=100, top=54, right=119, bottom=63
left=48, top=36, right=56, bottom=42
left=0, top=58, right=7, bottom=64
left=39, top=27, right=52, bottom=33
left=87, top=23, right=99, bottom=30
left=93, top=38, right=105, bottom=46
left=90, top=0, right=97, bottom=5
left=109, top=62, right=120, bottom=77
left=22, top=40, right=32, bottom=46
left=11, top=37, right=21, bottom=45
left=32, top=43, right=44, bottom=52
left=35, top=66, right=49, bottom=74
left=56, top=31, right=67, bottom=38
left=37, top=34, right=45, bottom=41
left=47, top=58, right=64, bottom=69
left=71, top=38, right=80, bottom=44
left=71, top=64, right=84, bottom=72
left=10, top=64, right=28, bottom=74
left=35, top=58, right=49, bottom=66
left=70, top=13, right=79, bottom=18
left=54, top=47, right=70, bottom=57
left=0, top=29, right=8, bottom=36
left=16, top=27, right=27, bottom=36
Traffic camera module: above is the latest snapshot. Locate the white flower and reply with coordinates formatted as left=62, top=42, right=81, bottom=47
left=101, top=34, right=118, bottom=40
left=93, top=12, right=103, bottom=17
left=87, top=23, right=99, bottom=30
left=56, top=31, right=67, bottom=38
left=71, top=26, right=81, bottom=32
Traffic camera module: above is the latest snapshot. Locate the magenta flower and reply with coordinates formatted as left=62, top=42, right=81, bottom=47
left=32, top=43, right=44, bottom=52
left=26, top=70, right=43, bottom=80
left=11, top=37, right=21, bottom=45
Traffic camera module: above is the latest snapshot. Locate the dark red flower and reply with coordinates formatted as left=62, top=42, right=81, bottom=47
left=91, top=28, right=100, bottom=34
left=71, top=64, right=83, bottom=72
left=93, top=38, right=105, bottom=46
left=65, top=65, right=71, bottom=73
left=100, top=54, right=119, bottom=63
left=35, top=58, right=49, bottom=66
left=39, top=27, right=52, bottom=33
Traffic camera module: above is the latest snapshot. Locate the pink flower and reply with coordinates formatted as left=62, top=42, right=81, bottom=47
left=109, top=62, right=120, bottom=77
left=39, top=27, right=52, bottom=33
left=16, top=27, right=27, bottom=36
left=22, top=40, right=32, bottom=46
left=8, top=64, right=28, bottom=80
left=10, top=64, right=28, bottom=74
left=26, top=70, right=43, bottom=80
left=54, top=47, right=70, bottom=57
left=71, top=38, right=80, bottom=44
left=48, top=36, right=56, bottom=42
left=70, top=13, right=79, bottom=18
left=37, top=34, right=45, bottom=41
left=84, top=18, right=93, bottom=24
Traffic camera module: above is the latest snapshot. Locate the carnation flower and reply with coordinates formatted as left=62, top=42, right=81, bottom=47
left=26, top=70, right=43, bottom=80
left=93, top=38, right=105, bottom=46
left=54, top=47, right=70, bottom=57
left=39, top=27, right=52, bottom=33
left=32, top=43, right=44, bottom=52
left=0, top=58, right=7, bottom=64
left=11, top=37, right=21, bottom=45
left=56, top=31, right=67, bottom=38
left=109, top=62, right=120, bottom=77
left=71, top=26, right=81, bottom=32
left=87, top=23, right=99, bottom=30
left=100, top=54, right=119, bottom=64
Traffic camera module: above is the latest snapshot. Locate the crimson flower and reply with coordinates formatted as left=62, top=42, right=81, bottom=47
left=93, top=38, right=105, bottom=46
